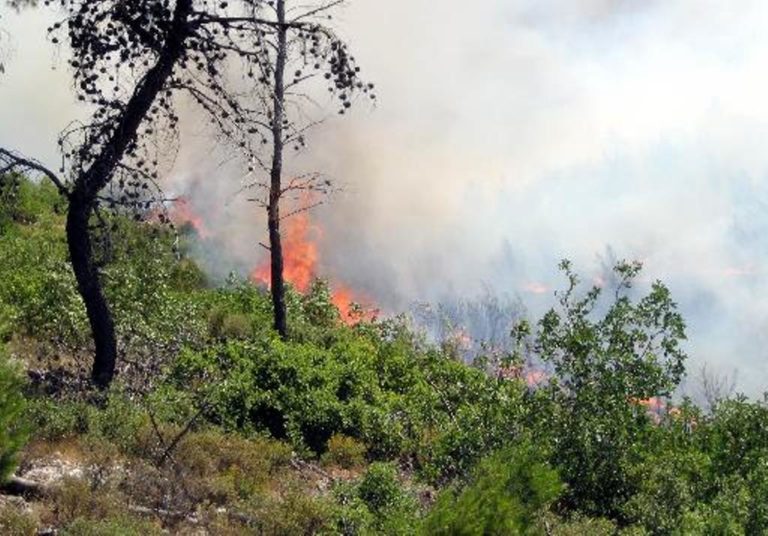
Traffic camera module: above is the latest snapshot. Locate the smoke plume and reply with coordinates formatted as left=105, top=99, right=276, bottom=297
left=3, top=1, right=768, bottom=394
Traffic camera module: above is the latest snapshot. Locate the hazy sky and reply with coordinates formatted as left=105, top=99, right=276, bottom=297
left=3, top=1, right=768, bottom=394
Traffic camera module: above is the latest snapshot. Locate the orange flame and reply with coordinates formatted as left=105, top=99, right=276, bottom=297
left=524, top=369, right=548, bottom=387
left=332, top=284, right=378, bottom=324
left=170, top=197, right=211, bottom=239
left=251, top=212, right=318, bottom=293
left=250, top=211, right=375, bottom=325
left=497, top=364, right=549, bottom=388
left=523, top=282, right=550, bottom=295
left=630, top=396, right=667, bottom=424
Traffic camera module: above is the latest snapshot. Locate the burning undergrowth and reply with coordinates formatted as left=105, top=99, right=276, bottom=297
left=165, top=195, right=377, bottom=325
left=160, top=193, right=551, bottom=372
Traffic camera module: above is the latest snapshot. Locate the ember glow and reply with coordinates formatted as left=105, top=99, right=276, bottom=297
left=169, top=197, right=211, bottom=239
left=523, top=282, right=550, bottom=295
left=250, top=212, right=319, bottom=293
left=497, top=364, right=549, bottom=388
left=631, top=397, right=667, bottom=424
left=250, top=211, right=376, bottom=324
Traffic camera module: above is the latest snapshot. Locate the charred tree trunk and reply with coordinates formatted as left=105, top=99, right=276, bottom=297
left=67, top=195, right=117, bottom=387
left=268, top=0, right=289, bottom=339
left=268, top=200, right=287, bottom=338
left=66, top=0, right=193, bottom=387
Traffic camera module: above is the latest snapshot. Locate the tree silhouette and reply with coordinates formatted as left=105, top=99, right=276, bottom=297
left=237, top=0, right=373, bottom=338
left=0, top=0, right=371, bottom=385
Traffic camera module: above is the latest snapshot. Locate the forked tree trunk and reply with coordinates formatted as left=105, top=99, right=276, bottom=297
left=268, top=0, right=289, bottom=338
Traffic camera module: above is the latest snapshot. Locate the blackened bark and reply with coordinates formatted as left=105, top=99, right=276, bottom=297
left=268, top=0, right=288, bottom=338
left=268, top=202, right=287, bottom=337
left=67, top=0, right=194, bottom=387
left=66, top=198, right=117, bottom=387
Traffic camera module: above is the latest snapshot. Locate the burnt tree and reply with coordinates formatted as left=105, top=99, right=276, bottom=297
left=1, top=0, right=367, bottom=385
left=240, top=0, right=373, bottom=338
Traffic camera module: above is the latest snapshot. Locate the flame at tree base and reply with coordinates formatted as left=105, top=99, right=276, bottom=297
left=249, top=211, right=377, bottom=325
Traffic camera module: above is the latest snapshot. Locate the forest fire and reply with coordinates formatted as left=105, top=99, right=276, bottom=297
left=165, top=195, right=374, bottom=324
left=249, top=211, right=376, bottom=324
left=168, top=197, right=211, bottom=239
left=250, top=212, right=318, bottom=293
left=630, top=396, right=667, bottom=424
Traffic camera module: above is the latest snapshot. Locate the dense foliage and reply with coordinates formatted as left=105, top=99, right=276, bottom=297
left=0, top=345, right=26, bottom=483
left=424, top=442, right=562, bottom=535
left=2, top=176, right=768, bottom=534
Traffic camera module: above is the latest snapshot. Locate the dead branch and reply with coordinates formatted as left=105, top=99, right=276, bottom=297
left=0, top=148, right=69, bottom=196
left=0, top=475, right=49, bottom=498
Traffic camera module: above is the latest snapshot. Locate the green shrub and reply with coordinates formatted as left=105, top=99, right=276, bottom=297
left=52, top=478, right=128, bottom=528
left=358, top=462, right=408, bottom=514
left=623, top=448, right=712, bottom=533
left=0, top=348, right=27, bottom=482
left=165, top=325, right=530, bottom=473
left=251, top=489, right=334, bottom=535
left=85, top=393, right=149, bottom=454
left=18, top=190, right=768, bottom=534
left=169, top=258, right=207, bottom=291
left=25, top=399, right=89, bottom=441
left=678, top=460, right=768, bottom=535
left=702, top=396, right=768, bottom=479
left=26, top=392, right=148, bottom=455
left=330, top=482, right=377, bottom=535
left=172, top=430, right=292, bottom=504
left=61, top=516, right=162, bottom=536
left=518, top=260, right=687, bottom=518
left=423, top=442, right=562, bottom=535
left=322, top=433, right=367, bottom=469
left=541, top=513, right=618, bottom=536
left=0, top=231, right=88, bottom=344
left=0, top=174, right=62, bottom=230
left=0, top=504, right=38, bottom=536
left=220, top=314, right=253, bottom=340
left=329, top=462, right=419, bottom=535
left=166, top=337, right=388, bottom=453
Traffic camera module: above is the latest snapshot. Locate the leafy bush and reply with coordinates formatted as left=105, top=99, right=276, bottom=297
left=0, top=348, right=27, bottom=482
left=249, top=488, right=334, bottom=535
left=322, top=433, right=367, bottom=469
left=13, top=179, right=768, bottom=534
left=702, top=395, right=768, bottom=479
left=25, top=398, right=89, bottom=441
left=624, top=445, right=710, bottom=533
left=0, top=504, right=38, bottom=536
left=169, top=258, right=207, bottom=292
left=544, top=515, right=620, bottom=536
left=165, top=325, right=530, bottom=468
left=171, top=430, right=292, bottom=504
left=518, top=260, right=687, bottom=518
left=51, top=478, right=129, bottom=528
left=208, top=308, right=253, bottom=340
left=0, top=224, right=88, bottom=345
left=329, top=462, right=419, bottom=535
left=357, top=462, right=410, bottom=514
left=424, top=442, right=562, bottom=535
left=0, top=173, right=62, bottom=230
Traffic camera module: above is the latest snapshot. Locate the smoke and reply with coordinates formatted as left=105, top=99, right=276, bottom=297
left=3, top=1, right=768, bottom=394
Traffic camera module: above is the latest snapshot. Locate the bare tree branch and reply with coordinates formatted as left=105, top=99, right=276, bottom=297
left=0, top=148, right=69, bottom=195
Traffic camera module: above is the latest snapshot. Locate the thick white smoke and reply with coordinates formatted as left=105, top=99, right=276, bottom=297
left=3, top=1, right=768, bottom=394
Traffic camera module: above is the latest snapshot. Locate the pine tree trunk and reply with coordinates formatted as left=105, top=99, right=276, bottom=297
left=269, top=0, right=289, bottom=338
left=63, top=0, right=194, bottom=387
left=268, top=201, right=287, bottom=337
left=67, top=195, right=117, bottom=387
